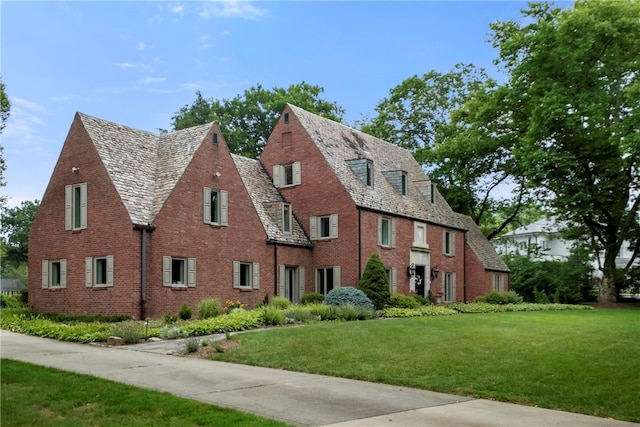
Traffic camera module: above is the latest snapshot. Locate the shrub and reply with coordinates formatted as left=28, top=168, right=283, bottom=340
left=325, top=287, right=374, bottom=310
left=179, top=304, right=193, bottom=321
left=110, top=323, right=143, bottom=344
left=185, top=337, right=200, bottom=353
left=197, top=298, right=222, bottom=319
left=163, top=312, right=178, bottom=324
left=307, top=303, right=332, bottom=320
left=284, top=307, right=315, bottom=323
left=1, top=294, right=26, bottom=309
left=261, top=307, right=286, bottom=326
left=159, top=326, right=188, bottom=339
left=271, top=296, right=291, bottom=310
left=410, top=293, right=431, bottom=306
left=390, top=294, right=421, bottom=309
left=301, top=292, right=325, bottom=305
left=331, top=305, right=376, bottom=321
left=357, top=253, right=391, bottom=309
left=474, top=291, right=522, bottom=305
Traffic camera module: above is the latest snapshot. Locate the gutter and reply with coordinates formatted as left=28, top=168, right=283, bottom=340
left=133, top=223, right=156, bottom=320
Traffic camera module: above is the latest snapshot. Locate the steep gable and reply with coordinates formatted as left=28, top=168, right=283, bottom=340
left=287, top=104, right=465, bottom=230
left=458, top=214, right=510, bottom=272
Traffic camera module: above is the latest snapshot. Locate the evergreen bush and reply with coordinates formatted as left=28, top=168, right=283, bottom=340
left=301, top=292, right=325, bottom=305
left=197, top=298, right=222, bottom=319
left=390, top=294, right=422, bottom=309
left=324, top=287, right=374, bottom=310
left=357, top=253, right=391, bottom=309
left=179, top=304, right=193, bottom=320
left=271, top=296, right=292, bottom=310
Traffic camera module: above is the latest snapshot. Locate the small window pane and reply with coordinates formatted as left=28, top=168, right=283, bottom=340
left=95, top=258, right=107, bottom=285
left=401, top=174, right=407, bottom=195
left=51, top=261, right=61, bottom=287
left=73, top=186, right=82, bottom=229
left=210, top=191, right=219, bottom=223
left=366, top=162, right=373, bottom=186
left=240, top=263, right=251, bottom=287
left=284, top=164, right=294, bottom=186
left=172, top=259, right=185, bottom=284
left=283, top=204, right=291, bottom=233
left=381, top=219, right=389, bottom=246
left=320, top=217, right=330, bottom=237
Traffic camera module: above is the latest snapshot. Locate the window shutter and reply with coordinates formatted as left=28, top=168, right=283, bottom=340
left=203, top=187, right=211, bottom=223
left=80, top=183, right=88, bottom=229
left=220, top=190, right=228, bottom=226
left=273, top=165, right=281, bottom=187
left=443, top=230, right=447, bottom=253
left=390, top=219, right=396, bottom=248
left=233, top=261, right=240, bottom=288
left=252, top=262, right=260, bottom=289
left=390, top=267, right=397, bottom=294
left=162, top=256, right=171, bottom=287
left=60, top=259, right=67, bottom=288
left=298, top=266, right=305, bottom=297
left=106, top=255, right=114, bottom=287
left=279, top=265, right=286, bottom=296
left=451, top=232, right=455, bottom=254
left=333, top=266, right=341, bottom=288
left=65, top=185, right=72, bottom=230
left=310, top=216, right=318, bottom=239
left=85, top=257, right=93, bottom=287
left=187, top=258, right=196, bottom=287
left=377, top=217, right=383, bottom=245
left=293, top=161, right=301, bottom=185
left=330, top=214, right=338, bottom=238
left=42, top=260, right=49, bottom=288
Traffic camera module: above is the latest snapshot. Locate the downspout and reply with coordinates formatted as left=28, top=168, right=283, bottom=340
left=273, top=243, right=278, bottom=297
left=463, top=230, right=467, bottom=303
left=134, top=223, right=155, bottom=320
left=358, top=207, right=362, bottom=279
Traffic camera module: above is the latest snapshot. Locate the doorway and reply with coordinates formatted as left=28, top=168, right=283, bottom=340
left=285, top=267, right=298, bottom=303
left=415, top=265, right=426, bottom=297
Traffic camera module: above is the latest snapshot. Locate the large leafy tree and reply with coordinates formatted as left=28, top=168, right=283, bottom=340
left=170, top=82, right=344, bottom=158
left=0, top=76, right=10, bottom=208
left=488, top=0, right=640, bottom=303
left=360, top=64, right=531, bottom=239
left=1, top=200, right=39, bottom=267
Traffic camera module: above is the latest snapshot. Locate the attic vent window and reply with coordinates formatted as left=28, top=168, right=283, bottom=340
left=213, top=133, right=218, bottom=145
left=284, top=113, right=289, bottom=124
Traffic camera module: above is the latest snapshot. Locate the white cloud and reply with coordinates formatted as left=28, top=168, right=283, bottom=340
left=199, top=1, right=266, bottom=20
left=200, top=35, right=212, bottom=49
left=138, top=42, right=151, bottom=51
left=139, top=77, right=167, bottom=84
left=170, top=4, right=184, bottom=15
left=114, top=62, right=136, bottom=69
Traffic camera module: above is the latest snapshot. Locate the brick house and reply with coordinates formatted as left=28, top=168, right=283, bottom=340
left=28, top=104, right=508, bottom=318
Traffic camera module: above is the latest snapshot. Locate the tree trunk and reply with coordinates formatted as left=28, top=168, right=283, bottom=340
left=599, top=251, right=618, bottom=304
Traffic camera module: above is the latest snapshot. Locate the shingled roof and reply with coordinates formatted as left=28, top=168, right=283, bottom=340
left=457, top=214, right=510, bottom=272
left=79, top=113, right=212, bottom=225
left=232, top=155, right=311, bottom=246
left=288, top=104, right=466, bottom=230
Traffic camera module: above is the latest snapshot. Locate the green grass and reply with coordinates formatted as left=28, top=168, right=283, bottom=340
left=211, top=309, right=640, bottom=422
left=0, top=359, right=294, bottom=427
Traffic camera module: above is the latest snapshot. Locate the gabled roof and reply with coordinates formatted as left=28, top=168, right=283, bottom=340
left=232, top=154, right=311, bottom=246
left=501, top=218, right=565, bottom=237
left=457, top=214, right=510, bottom=272
left=288, top=104, right=465, bottom=230
left=79, top=113, right=212, bottom=225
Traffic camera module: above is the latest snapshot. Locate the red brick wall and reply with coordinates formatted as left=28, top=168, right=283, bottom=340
left=463, top=242, right=510, bottom=302
left=28, top=115, right=142, bottom=318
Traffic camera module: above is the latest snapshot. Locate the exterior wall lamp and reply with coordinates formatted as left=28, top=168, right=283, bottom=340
left=430, top=266, right=440, bottom=279
left=407, top=263, right=416, bottom=277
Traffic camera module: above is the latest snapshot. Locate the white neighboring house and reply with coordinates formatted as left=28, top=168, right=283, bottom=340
left=494, top=218, right=639, bottom=277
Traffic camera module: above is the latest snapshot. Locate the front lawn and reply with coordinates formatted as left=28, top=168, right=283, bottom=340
left=0, top=359, right=294, bottom=427
left=211, top=309, right=640, bottom=423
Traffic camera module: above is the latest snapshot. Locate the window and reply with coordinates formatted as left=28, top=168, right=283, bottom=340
left=316, top=266, right=340, bottom=295
left=493, top=274, right=504, bottom=292
left=41, top=259, right=67, bottom=288
left=366, top=161, right=373, bottom=187
left=65, top=183, right=87, bottom=230
left=284, top=113, right=289, bottom=124
left=283, top=203, right=292, bottom=233
left=443, top=272, right=455, bottom=302
left=203, top=188, right=228, bottom=226
left=430, top=183, right=436, bottom=204
left=413, top=222, right=427, bottom=247
left=233, top=261, right=260, bottom=289
left=443, top=230, right=455, bottom=255
left=273, top=162, right=301, bottom=187
left=85, top=256, right=114, bottom=287
left=310, top=214, right=338, bottom=240
left=280, top=265, right=305, bottom=303
left=163, top=256, right=196, bottom=287
left=386, top=267, right=397, bottom=294
left=401, top=173, right=408, bottom=196
left=378, top=217, right=396, bottom=247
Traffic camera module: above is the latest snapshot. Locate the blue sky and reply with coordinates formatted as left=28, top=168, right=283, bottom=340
left=1, top=1, right=540, bottom=208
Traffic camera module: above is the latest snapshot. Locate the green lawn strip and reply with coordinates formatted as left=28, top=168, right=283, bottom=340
left=212, top=310, right=640, bottom=423
left=1, top=359, right=294, bottom=427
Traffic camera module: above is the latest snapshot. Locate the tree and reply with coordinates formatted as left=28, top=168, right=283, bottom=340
left=360, top=64, right=531, bottom=240
left=1, top=200, right=39, bottom=268
left=170, top=82, right=345, bottom=158
left=0, top=75, right=10, bottom=208
left=357, top=253, right=391, bottom=310
left=488, top=1, right=640, bottom=303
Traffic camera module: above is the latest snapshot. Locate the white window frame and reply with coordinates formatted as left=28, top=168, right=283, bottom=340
left=163, top=256, right=196, bottom=287
left=310, top=214, right=338, bottom=240
left=65, top=183, right=87, bottom=231
left=279, top=265, right=305, bottom=303
left=203, top=187, right=228, bottom=226
left=273, top=162, right=301, bottom=188
left=377, top=216, right=396, bottom=248
left=413, top=222, right=427, bottom=247
left=316, top=266, right=341, bottom=295
left=42, top=259, right=67, bottom=289
left=493, top=274, right=504, bottom=292
left=443, top=230, right=455, bottom=255
left=443, top=272, right=456, bottom=302
left=85, top=255, right=114, bottom=287
left=233, top=261, right=260, bottom=290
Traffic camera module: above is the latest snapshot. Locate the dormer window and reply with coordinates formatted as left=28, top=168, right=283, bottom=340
left=382, top=170, right=408, bottom=196
left=401, top=173, right=407, bottom=196
left=283, top=203, right=292, bottom=234
left=347, top=158, right=373, bottom=187
left=366, top=161, right=373, bottom=187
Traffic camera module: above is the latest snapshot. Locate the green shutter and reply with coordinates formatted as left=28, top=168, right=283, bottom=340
left=106, top=255, right=114, bottom=287
left=85, top=257, right=93, bottom=287
left=42, top=260, right=49, bottom=288
left=233, top=261, right=240, bottom=289
left=163, top=256, right=171, bottom=287
left=187, top=258, right=196, bottom=287
left=252, top=262, right=260, bottom=289
left=65, top=185, right=72, bottom=230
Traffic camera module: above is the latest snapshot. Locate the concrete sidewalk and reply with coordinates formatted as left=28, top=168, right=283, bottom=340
left=1, top=330, right=634, bottom=427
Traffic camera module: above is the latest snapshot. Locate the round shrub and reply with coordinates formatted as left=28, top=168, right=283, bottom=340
left=271, top=296, right=292, bottom=310
left=260, top=307, right=286, bottom=326
left=179, top=303, right=193, bottom=320
left=474, top=291, right=522, bottom=305
left=197, top=298, right=222, bottom=319
left=324, top=287, right=374, bottom=310
left=390, top=294, right=421, bottom=309
left=301, top=292, right=325, bottom=305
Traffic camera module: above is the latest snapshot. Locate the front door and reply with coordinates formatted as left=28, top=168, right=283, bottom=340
left=285, top=267, right=297, bottom=303
left=415, top=265, right=426, bottom=297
